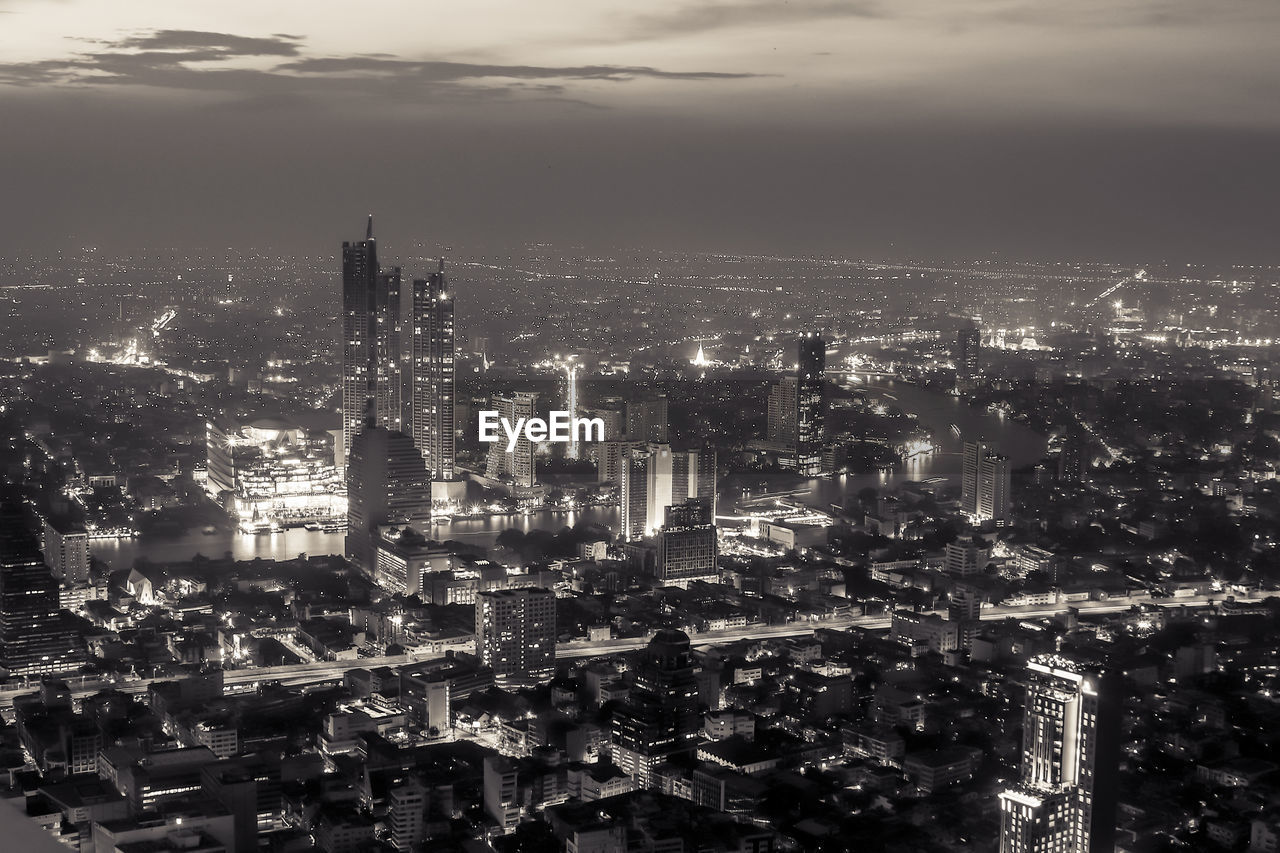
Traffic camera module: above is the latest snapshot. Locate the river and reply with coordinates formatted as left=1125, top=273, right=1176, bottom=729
left=91, top=380, right=1044, bottom=570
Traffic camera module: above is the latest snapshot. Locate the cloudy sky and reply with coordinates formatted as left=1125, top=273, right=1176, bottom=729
left=1, top=0, right=1278, bottom=261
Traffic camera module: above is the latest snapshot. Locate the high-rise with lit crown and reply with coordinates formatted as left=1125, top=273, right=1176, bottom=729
left=410, top=260, right=455, bottom=482
left=796, top=332, right=826, bottom=476
left=998, top=655, right=1119, bottom=853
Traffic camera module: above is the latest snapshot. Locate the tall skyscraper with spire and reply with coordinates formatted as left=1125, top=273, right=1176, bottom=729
left=410, top=260, right=456, bottom=482
left=341, top=216, right=403, bottom=466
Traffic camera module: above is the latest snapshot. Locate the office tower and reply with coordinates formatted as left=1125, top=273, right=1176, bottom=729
left=767, top=375, right=798, bottom=452
left=484, top=392, right=538, bottom=488
left=944, top=540, right=984, bottom=577
left=345, top=427, right=431, bottom=582
left=595, top=440, right=644, bottom=485
left=611, top=630, right=702, bottom=788
left=656, top=500, right=718, bottom=586
left=409, top=261, right=455, bottom=482
left=626, top=396, right=669, bottom=443
left=796, top=332, right=826, bottom=476
left=962, top=440, right=1011, bottom=525
left=1059, top=430, right=1087, bottom=482
left=475, top=588, right=556, bottom=685
left=0, top=505, right=85, bottom=678
left=42, top=518, right=90, bottom=586
left=998, top=655, right=1120, bottom=853
left=767, top=334, right=826, bottom=475
left=956, top=327, right=981, bottom=385
left=341, top=216, right=403, bottom=464
left=620, top=444, right=716, bottom=542
left=388, top=777, right=427, bottom=850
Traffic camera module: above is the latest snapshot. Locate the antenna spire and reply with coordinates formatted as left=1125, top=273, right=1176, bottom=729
left=366, top=214, right=374, bottom=240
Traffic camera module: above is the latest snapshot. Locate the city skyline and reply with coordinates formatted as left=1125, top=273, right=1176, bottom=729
left=2, top=3, right=1280, bottom=851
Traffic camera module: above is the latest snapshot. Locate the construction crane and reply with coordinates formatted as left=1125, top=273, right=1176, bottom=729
left=1084, top=269, right=1148, bottom=309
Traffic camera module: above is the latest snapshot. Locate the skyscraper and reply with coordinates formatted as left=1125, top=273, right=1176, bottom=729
left=341, top=216, right=403, bottom=464
left=345, top=426, right=432, bottom=581
left=656, top=499, right=718, bottom=586
left=998, top=655, right=1119, bottom=853
left=625, top=396, right=669, bottom=443
left=475, top=588, right=556, bottom=685
left=0, top=503, right=85, bottom=678
left=620, top=444, right=716, bottom=542
left=962, top=440, right=1011, bottom=525
left=956, top=326, right=981, bottom=387
left=796, top=332, right=826, bottom=476
left=611, top=629, right=702, bottom=788
left=484, top=392, right=539, bottom=488
left=767, top=334, right=826, bottom=475
left=409, top=261, right=455, bottom=483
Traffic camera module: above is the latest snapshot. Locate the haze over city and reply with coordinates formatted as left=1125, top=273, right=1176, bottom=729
left=1, top=0, right=1279, bottom=260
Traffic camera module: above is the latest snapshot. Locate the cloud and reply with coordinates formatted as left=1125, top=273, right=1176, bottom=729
left=0, top=28, right=758, bottom=105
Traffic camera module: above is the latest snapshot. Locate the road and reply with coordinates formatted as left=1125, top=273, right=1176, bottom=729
left=0, top=592, right=1253, bottom=710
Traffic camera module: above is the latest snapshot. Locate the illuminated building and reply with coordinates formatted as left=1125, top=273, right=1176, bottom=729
left=620, top=444, right=716, bottom=541
left=484, top=392, right=538, bottom=488
left=962, top=440, right=1010, bottom=525
left=768, top=333, right=826, bottom=475
left=42, top=518, right=90, bottom=586
left=0, top=503, right=86, bottom=678
left=611, top=630, right=701, bottom=789
left=205, top=417, right=345, bottom=529
left=626, top=396, right=669, bottom=443
left=409, top=261, right=456, bottom=483
left=656, top=499, right=718, bottom=586
left=346, top=427, right=431, bottom=582
left=956, top=326, right=981, bottom=387
left=767, top=376, right=797, bottom=455
left=373, top=526, right=453, bottom=597
left=341, top=216, right=404, bottom=466
left=595, top=440, right=645, bottom=485
left=475, top=588, right=555, bottom=685
left=997, top=655, right=1119, bottom=853
left=796, top=332, right=826, bottom=476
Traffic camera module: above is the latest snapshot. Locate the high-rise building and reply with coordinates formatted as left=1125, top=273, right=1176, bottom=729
left=767, top=334, right=825, bottom=475
left=796, top=332, right=826, bottom=476
left=962, top=440, right=1011, bottom=524
left=595, top=440, right=645, bottom=485
left=345, top=427, right=432, bottom=581
left=475, top=588, right=556, bottom=685
left=767, top=375, right=798, bottom=453
left=656, top=500, right=718, bottom=586
left=626, top=396, right=669, bottom=443
left=0, top=504, right=85, bottom=678
left=484, top=392, right=539, bottom=488
left=620, top=444, right=716, bottom=541
left=1058, top=430, right=1087, bottom=482
left=42, top=518, right=90, bottom=586
left=611, top=629, right=702, bottom=788
left=341, top=216, right=403, bottom=465
left=956, top=327, right=981, bottom=386
left=409, top=261, right=456, bottom=482
left=997, top=655, right=1120, bottom=853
